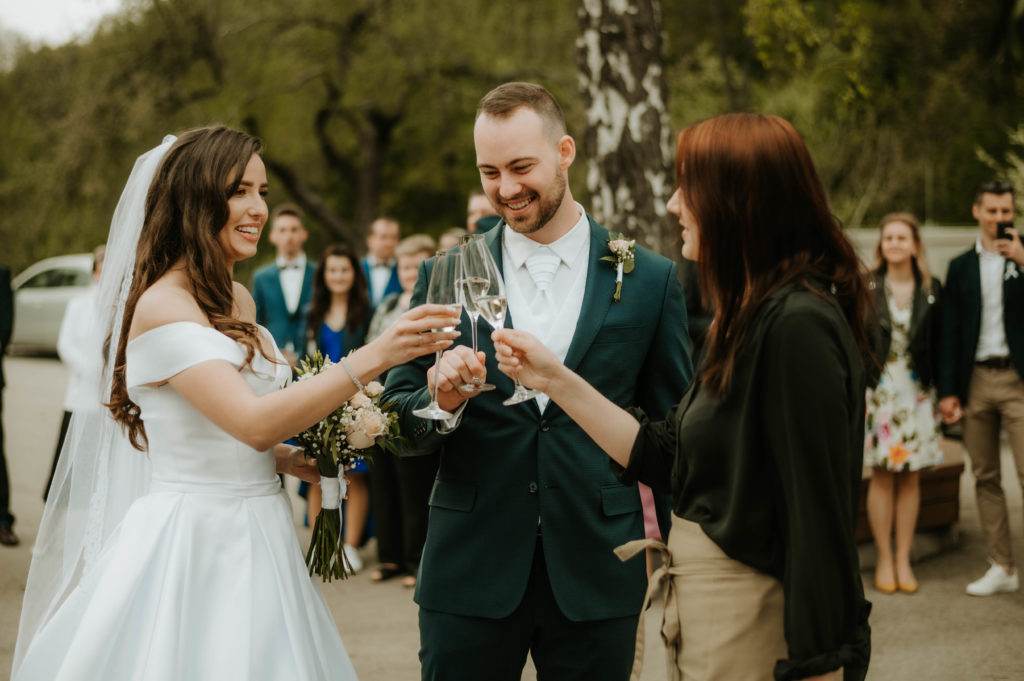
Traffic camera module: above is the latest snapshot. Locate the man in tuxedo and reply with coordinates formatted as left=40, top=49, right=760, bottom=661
left=384, top=82, right=692, bottom=681
left=0, top=263, right=17, bottom=546
left=938, top=180, right=1023, bottom=596
left=252, top=204, right=315, bottom=365
left=362, top=217, right=402, bottom=307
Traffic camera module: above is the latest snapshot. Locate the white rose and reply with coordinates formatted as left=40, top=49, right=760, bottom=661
left=346, top=429, right=375, bottom=450
left=357, top=410, right=387, bottom=439
left=364, top=380, right=384, bottom=397
left=608, top=239, right=628, bottom=255
left=349, top=392, right=372, bottom=409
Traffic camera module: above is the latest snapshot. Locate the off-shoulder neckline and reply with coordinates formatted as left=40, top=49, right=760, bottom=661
left=127, top=320, right=273, bottom=347
left=127, top=320, right=226, bottom=347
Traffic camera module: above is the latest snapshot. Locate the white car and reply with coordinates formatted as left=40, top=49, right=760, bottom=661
left=9, top=253, right=93, bottom=355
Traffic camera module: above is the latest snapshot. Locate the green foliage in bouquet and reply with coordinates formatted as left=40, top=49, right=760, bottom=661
left=292, top=350, right=405, bottom=582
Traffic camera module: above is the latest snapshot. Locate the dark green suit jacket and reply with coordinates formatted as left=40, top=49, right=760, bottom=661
left=938, top=247, right=1024, bottom=404
left=383, top=216, right=693, bottom=622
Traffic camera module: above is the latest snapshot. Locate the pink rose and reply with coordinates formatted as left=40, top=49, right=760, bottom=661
left=346, top=429, right=375, bottom=450
left=609, top=239, right=630, bottom=255
left=357, top=411, right=387, bottom=439
left=364, top=381, right=384, bottom=397
left=349, top=392, right=372, bottom=409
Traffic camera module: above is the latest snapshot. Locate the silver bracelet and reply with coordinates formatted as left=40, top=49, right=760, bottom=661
left=339, top=356, right=365, bottom=393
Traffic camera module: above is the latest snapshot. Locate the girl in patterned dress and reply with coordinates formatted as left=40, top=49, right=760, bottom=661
left=865, top=213, right=943, bottom=594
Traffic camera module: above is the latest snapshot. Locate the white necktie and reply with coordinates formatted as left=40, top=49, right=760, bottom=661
left=525, top=246, right=561, bottom=322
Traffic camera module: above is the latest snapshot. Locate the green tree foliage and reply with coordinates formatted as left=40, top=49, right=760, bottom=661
left=0, top=0, right=1020, bottom=274
left=663, top=0, right=1024, bottom=229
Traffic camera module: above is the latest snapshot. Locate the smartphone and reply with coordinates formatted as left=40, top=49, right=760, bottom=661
left=997, top=221, right=1014, bottom=240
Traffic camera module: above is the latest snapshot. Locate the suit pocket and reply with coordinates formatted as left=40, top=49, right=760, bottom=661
left=591, top=324, right=645, bottom=346
left=601, top=484, right=642, bottom=516
left=429, top=479, right=476, bottom=512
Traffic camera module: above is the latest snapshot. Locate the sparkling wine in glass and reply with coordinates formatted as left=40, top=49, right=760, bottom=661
left=466, top=241, right=542, bottom=406
left=413, top=250, right=460, bottom=420
left=457, top=235, right=496, bottom=392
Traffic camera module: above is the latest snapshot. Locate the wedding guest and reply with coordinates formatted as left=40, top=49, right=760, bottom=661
left=366, top=234, right=438, bottom=587
left=44, top=245, right=106, bottom=500
left=438, top=227, right=467, bottom=252
left=304, top=242, right=372, bottom=573
left=494, top=113, right=872, bottom=681
left=385, top=82, right=692, bottom=681
left=12, top=126, right=459, bottom=680
left=938, top=180, right=1024, bottom=596
left=252, top=203, right=315, bottom=365
left=0, top=262, right=16, bottom=547
left=466, top=188, right=499, bottom=233
left=362, top=217, right=402, bottom=307
left=864, top=213, right=943, bottom=594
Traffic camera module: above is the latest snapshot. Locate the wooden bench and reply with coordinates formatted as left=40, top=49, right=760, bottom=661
left=856, top=438, right=965, bottom=543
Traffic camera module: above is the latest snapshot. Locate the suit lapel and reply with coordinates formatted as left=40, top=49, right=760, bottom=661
left=563, top=217, right=614, bottom=373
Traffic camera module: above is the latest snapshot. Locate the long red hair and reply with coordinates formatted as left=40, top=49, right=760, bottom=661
left=678, top=113, right=874, bottom=395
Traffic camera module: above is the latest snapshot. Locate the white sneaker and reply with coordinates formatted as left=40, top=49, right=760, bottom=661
left=966, top=563, right=1019, bottom=596
left=343, top=543, right=363, bottom=574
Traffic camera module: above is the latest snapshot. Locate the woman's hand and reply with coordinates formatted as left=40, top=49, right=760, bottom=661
left=492, top=328, right=563, bottom=394
left=370, top=303, right=461, bottom=369
left=275, top=445, right=320, bottom=483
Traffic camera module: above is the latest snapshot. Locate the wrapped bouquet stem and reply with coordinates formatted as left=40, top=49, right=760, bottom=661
left=293, top=351, right=403, bottom=582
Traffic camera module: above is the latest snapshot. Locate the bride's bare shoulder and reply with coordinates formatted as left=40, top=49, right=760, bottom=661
left=129, top=273, right=207, bottom=340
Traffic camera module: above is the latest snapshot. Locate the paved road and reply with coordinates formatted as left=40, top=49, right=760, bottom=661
left=1, top=356, right=1022, bottom=680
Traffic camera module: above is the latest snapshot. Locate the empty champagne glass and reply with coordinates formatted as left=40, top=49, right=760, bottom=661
left=466, top=240, right=543, bottom=406
left=413, top=250, right=460, bottom=420
left=457, top=235, right=495, bottom=392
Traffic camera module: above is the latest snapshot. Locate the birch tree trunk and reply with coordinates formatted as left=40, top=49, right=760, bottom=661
left=576, top=0, right=675, bottom=255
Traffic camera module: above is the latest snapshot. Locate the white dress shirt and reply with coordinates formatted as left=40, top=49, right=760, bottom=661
left=438, top=204, right=590, bottom=429
left=975, top=239, right=1011, bottom=361
left=366, top=255, right=396, bottom=307
left=276, top=253, right=307, bottom=314
left=502, top=205, right=590, bottom=412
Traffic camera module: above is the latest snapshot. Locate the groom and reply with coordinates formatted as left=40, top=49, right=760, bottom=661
left=384, top=82, right=692, bottom=680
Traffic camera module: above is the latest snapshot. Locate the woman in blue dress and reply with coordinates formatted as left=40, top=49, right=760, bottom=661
left=303, top=242, right=372, bottom=572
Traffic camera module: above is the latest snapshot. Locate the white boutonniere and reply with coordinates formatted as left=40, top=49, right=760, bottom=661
left=600, top=233, right=635, bottom=302
left=1006, top=261, right=1019, bottom=281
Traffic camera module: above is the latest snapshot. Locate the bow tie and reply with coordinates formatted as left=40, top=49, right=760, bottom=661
left=279, top=263, right=301, bottom=270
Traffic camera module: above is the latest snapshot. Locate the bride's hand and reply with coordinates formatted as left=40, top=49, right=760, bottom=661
left=371, top=304, right=461, bottom=369
left=492, top=328, right=562, bottom=394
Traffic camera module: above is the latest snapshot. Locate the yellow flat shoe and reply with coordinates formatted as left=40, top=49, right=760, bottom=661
left=875, top=579, right=897, bottom=594
left=898, top=580, right=919, bottom=594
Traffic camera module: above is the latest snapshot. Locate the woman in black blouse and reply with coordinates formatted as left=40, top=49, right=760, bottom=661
left=493, top=113, right=873, bottom=681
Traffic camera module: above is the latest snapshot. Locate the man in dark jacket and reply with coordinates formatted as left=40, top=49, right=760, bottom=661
left=938, top=180, right=1022, bottom=596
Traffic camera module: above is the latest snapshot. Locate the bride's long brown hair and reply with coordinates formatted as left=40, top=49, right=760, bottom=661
left=108, top=125, right=272, bottom=450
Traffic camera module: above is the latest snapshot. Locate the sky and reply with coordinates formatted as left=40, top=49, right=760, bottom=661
left=0, top=0, right=124, bottom=46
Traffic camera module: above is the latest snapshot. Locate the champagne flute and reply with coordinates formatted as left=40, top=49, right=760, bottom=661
left=468, top=242, right=543, bottom=406
left=457, top=235, right=496, bottom=392
left=412, top=250, right=460, bottom=420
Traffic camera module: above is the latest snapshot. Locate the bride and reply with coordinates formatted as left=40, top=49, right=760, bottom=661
left=11, top=126, right=460, bottom=680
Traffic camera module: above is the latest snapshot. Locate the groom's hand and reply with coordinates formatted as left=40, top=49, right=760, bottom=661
left=428, top=346, right=487, bottom=412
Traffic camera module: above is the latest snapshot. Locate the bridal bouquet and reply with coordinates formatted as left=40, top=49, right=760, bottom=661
left=293, top=351, right=403, bottom=581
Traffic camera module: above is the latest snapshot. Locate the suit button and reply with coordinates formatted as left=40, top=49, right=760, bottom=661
left=528, top=482, right=538, bottom=493
left=540, top=421, right=550, bottom=432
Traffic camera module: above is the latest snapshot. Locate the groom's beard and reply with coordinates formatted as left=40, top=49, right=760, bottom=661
left=498, top=171, right=568, bottom=236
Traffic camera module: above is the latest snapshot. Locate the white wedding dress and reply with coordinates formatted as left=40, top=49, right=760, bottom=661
left=14, top=322, right=358, bottom=681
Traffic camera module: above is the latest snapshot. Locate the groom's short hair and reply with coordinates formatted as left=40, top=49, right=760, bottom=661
left=476, top=82, right=567, bottom=139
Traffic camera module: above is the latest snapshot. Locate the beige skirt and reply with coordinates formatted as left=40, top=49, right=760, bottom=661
left=616, top=514, right=787, bottom=681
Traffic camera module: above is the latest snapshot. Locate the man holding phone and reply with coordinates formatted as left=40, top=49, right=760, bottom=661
left=938, top=180, right=1023, bottom=596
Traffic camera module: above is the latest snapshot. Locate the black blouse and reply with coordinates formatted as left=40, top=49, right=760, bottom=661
left=618, top=284, right=871, bottom=681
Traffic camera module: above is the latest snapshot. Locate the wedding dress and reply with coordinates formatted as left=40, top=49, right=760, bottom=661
left=13, top=321, right=358, bottom=681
